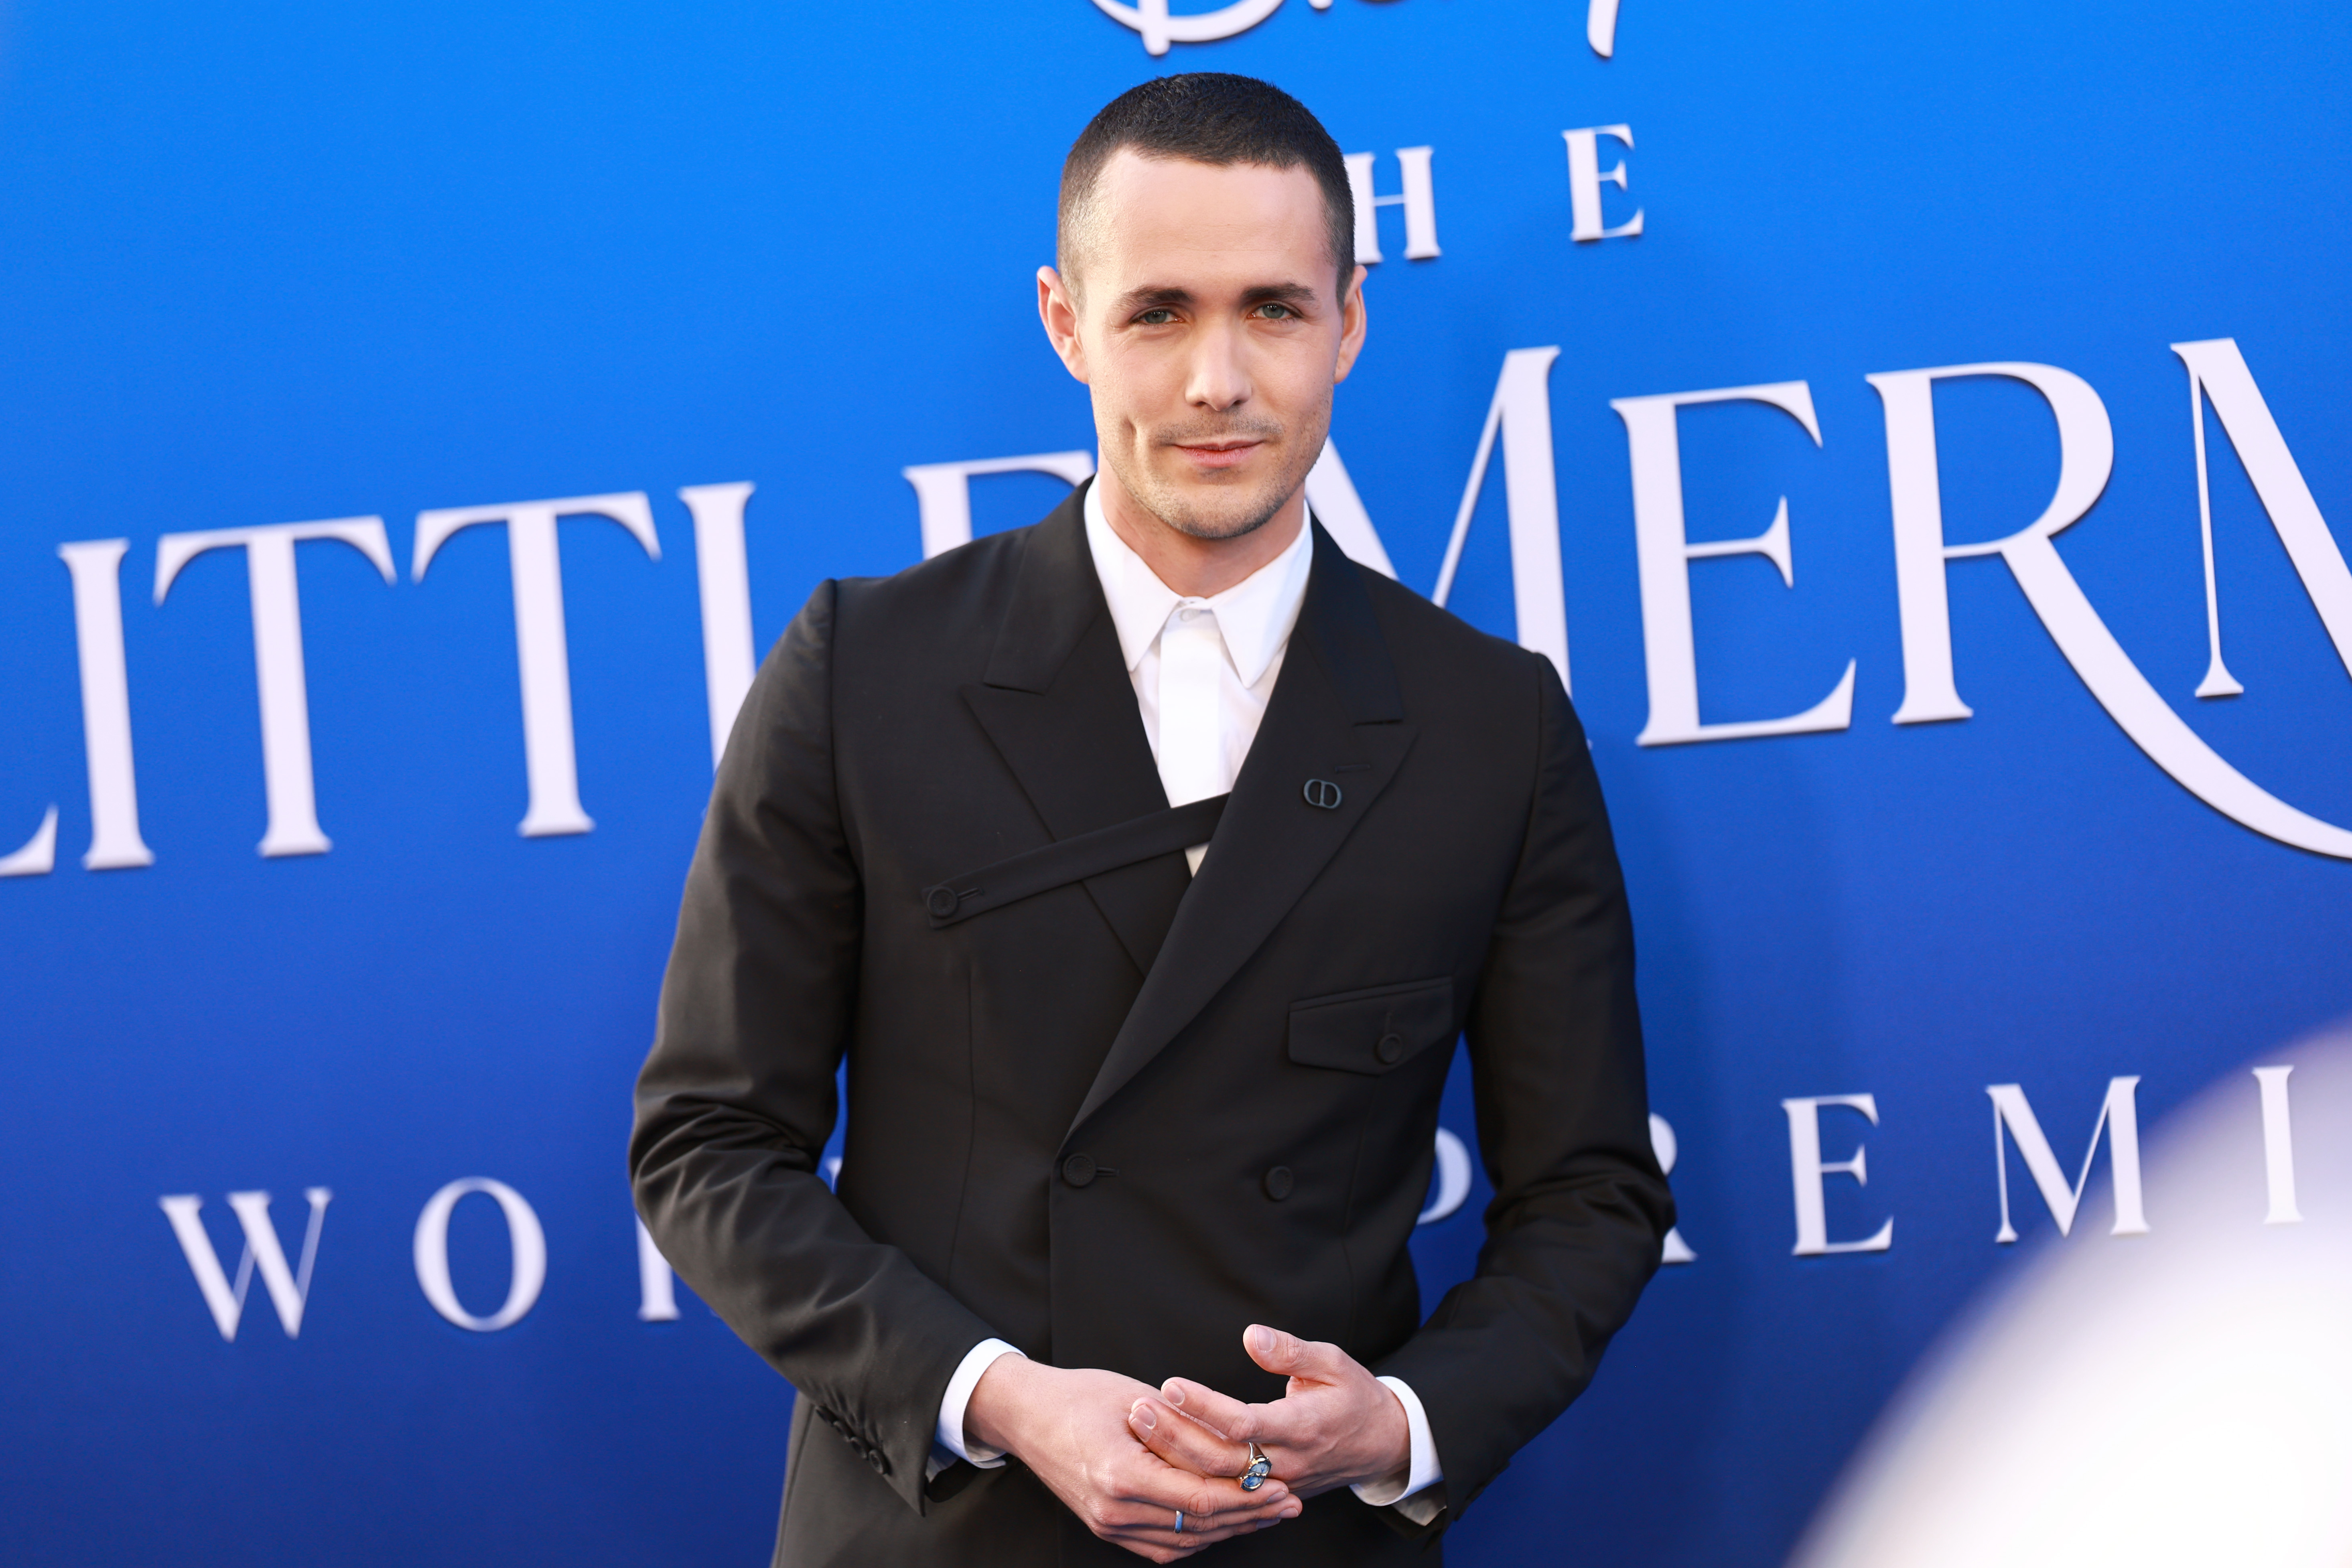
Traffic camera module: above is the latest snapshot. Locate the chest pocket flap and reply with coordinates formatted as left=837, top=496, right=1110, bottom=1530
left=1287, top=978, right=1456, bottom=1075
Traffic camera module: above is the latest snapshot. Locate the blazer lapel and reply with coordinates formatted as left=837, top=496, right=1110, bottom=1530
left=960, top=485, right=1191, bottom=975
left=1067, top=522, right=1418, bottom=1137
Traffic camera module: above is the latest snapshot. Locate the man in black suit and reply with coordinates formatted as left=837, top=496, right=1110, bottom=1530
left=631, top=74, right=1671, bottom=1565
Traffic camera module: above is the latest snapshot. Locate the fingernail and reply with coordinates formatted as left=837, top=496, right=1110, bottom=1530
left=1129, top=1401, right=1155, bottom=1432
left=1248, top=1325, right=1274, bottom=1356
left=1162, top=1381, right=1185, bottom=1406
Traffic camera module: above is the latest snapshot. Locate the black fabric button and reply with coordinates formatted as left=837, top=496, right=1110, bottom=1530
left=924, top=886, right=959, bottom=920
left=1062, top=1152, right=1098, bottom=1187
left=1263, top=1166, right=1295, bottom=1201
left=867, top=1448, right=891, bottom=1475
left=1376, top=1032, right=1406, bottom=1064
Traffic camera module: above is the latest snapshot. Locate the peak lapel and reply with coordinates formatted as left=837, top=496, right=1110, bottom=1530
left=1066, top=524, right=1417, bottom=1137
left=959, top=486, right=1189, bottom=974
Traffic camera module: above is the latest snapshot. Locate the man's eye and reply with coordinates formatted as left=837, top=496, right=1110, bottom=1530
left=1136, top=308, right=1176, bottom=325
left=1254, top=303, right=1295, bottom=320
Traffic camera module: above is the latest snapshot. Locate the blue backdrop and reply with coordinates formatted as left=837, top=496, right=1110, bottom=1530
left=4, top=2, right=2348, bottom=1564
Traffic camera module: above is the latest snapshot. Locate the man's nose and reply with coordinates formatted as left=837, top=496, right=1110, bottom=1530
left=1184, top=318, right=1251, bottom=412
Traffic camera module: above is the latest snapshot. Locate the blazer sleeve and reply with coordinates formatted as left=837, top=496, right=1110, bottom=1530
left=1371, top=652, right=1674, bottom=1532
left=630, top=580, right=998, bottom=1514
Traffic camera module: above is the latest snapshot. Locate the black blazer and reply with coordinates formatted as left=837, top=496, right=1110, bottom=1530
left=631, top=487, right=1672, bottom=1566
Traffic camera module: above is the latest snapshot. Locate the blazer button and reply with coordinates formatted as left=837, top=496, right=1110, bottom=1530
left=1376, top=1032, right=1406, bottom=1065
left=1263, top=1166, right=1294, bottom=1201
left=1062, top=1152, right=1098, bottom=1187
left=924, top=886, right=959, bottom=920
left=867, top=1448, right=891, bottom=1475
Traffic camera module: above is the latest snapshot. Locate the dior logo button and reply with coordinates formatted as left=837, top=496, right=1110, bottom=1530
left=1062, top=1152, right=1099, bottom=1187
left=924, top=886, right=959, bottom=920
left=1302, top=779, right=1342, bottom=809
left=1376, top=1032, right=1406, bottom=1065
left=1262, top=1165, right=1295, bottom=1201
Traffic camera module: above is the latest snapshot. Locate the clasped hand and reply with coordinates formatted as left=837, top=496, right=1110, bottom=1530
left=965, top=1325, right=1410, bottom=1562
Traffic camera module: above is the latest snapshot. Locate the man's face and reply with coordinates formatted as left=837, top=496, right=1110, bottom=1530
left=1042, top=150, right=1367, bottom=542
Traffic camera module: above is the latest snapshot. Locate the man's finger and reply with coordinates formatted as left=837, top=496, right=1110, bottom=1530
left=1090, top=1471, right=1298, bottom=1535
left=1111, top=1446, right=1291, bottom=1522
left=1128, top=1397, right=1253, bottom=1482
left=1244, top=1323, right=1341, bottom=1383
left=1096, top=1491, right=1304, bottom=1549
left=1157, top=1376, right=1261, bottom=1443
left=1089, top=1470, right=1305, bottom=1563
left=1103, top=1532, right=1203, bottom=1567
left=1104, top=1504, right=1297, bottom=1541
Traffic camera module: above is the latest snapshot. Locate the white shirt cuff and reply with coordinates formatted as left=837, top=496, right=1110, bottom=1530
left=929, top=1338, right=1022, bottom=1479
left=1350, top=1375, right=1443, bottom=1519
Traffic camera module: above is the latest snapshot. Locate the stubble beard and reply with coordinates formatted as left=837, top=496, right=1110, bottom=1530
left=1108, top=405, right=1329, bottom=543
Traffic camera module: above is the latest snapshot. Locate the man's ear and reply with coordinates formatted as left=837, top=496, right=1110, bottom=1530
left=1037, top=266, right=1090, bottom=384
left=1332, top=264, right=1369, bottom=385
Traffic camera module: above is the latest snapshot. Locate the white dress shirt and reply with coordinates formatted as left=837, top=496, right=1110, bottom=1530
left=929, top=481, right=1444, bottom=1522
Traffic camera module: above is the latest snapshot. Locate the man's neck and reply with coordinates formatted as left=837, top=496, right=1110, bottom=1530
left=1098, top=472, right=1307, bottom=599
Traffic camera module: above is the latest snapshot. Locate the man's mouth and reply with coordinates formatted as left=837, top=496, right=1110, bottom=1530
left=1170, top=438, right=1264, bottom=469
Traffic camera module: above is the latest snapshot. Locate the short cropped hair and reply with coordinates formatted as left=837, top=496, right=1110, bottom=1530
left=1058, top=73, right=1354, bottom=297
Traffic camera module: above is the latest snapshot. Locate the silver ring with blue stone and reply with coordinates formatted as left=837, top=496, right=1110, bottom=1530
left=1238, top=1442, right=1272, bottom=1491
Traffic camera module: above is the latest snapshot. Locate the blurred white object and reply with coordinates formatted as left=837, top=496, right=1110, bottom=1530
left=1793, top=1025, right=2352, bottom=1568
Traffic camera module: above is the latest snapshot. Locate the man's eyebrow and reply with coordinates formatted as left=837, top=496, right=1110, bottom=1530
left=1115, top=285, right=1195, bottom=313
left=1240, top=282, right=1321, bottom=307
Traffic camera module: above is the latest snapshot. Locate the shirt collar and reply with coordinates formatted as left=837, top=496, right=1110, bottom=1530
left=1083, top=475, right=1315, bottom=689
